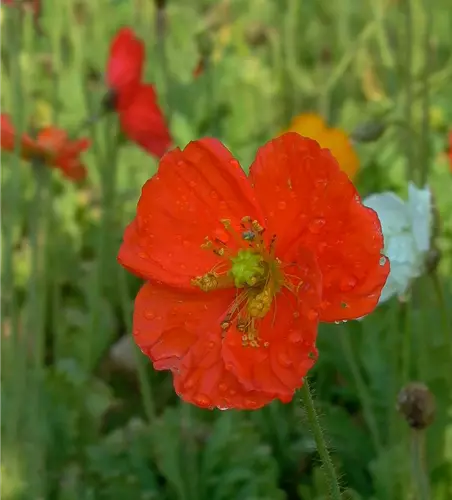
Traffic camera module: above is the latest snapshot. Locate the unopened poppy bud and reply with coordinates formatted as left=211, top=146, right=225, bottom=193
left=351, top=121, right=386, bottom=143
left=397, top=382, right=436, bottom=430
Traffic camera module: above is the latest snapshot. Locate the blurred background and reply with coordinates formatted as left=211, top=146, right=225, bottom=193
left=1, top=0, right=451, bottom=499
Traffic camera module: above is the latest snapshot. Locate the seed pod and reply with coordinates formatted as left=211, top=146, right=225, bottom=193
left=397, top=382, right=436, bottom=430
left=351, top=121, right=386, bottom=143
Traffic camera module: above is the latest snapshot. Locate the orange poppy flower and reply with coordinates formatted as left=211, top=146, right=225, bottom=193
left=1, top=113, right=90, bottom=181
left=118, top=133, right=389, bottom=410
left=283, top=113, right=359, bottom=180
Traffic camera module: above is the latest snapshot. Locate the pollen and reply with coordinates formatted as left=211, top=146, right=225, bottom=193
left=192, top=215, right=290, bottom=348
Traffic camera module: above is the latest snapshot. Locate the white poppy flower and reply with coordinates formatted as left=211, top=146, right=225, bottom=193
left=363, top=182, right=432, bottom=304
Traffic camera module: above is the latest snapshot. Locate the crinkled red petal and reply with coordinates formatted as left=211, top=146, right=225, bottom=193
left=118, top=138, right=265, bottom=289
left=222, top=246, right=321, bottom=397
left=107, top=27, right=144, bottom=92
left=117, top=83, right=172, bottom=158
left=249, top=132, right=389, bottom=322
left=133, top=281, right=234, bottom=373
left=174, top=335, right=282, bottom=410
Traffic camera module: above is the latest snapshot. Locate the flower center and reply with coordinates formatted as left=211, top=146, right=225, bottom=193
left=191, top=216, right=291, bottom=348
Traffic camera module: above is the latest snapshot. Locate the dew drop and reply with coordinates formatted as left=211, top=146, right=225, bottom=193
left=289, top=331, right=303, bottom=343
left=308, top=218, right=326, bottom=234
left=144, top=311, right=155, bottom=320
left=277, top=200, right=287, bottom=210
left=189, top=180, right=196, bottom=188
left=208, top=341, right=215, bottom=349
left=219, top=201, right=227, bottom=210
left=277, top=351, right=292, bottom=367
left=193, top=394, right=211, bottom=408
left=379, top=256, right=387, bottom=266
left=244, top=399, right=258, bottom=409
left=184, top=376, right=196, bottom=389
left=138, top=252, right=148, bottom=259
left=225, top=363, right=234, bottom=372
left=177, top=160, right=185, bottom=167
left=307, top=309, right=318, bottom=321
left=210, top=191, right=219, bottom=199
left=229, top=159, right=241, bottom=169
left=182, top=239, right=190, bottom=247
left=339, top=276, right=357, bottom=292
left=219, top=383, right=228, bottom=392
left=229, top=389, right=236, bottom=396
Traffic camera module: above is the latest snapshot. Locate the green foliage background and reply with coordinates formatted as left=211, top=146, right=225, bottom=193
left=1, top=0, right=451, bottom=499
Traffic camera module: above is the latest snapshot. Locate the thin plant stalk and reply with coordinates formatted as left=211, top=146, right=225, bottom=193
left=300, top=379, right=342, bottom=500
left=410, top=430, right=430, bottom=500
left=339, top=327, right=383, bottom=453
left=419, top=1, right=433, bottom=185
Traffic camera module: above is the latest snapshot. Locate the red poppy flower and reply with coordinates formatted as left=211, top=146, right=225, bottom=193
left=105, top=27, right=172, bottom=158
left=1, top=113, right=90, bottom=181
left=115, top=83, right=172, bottom=159
left=118, top=133, right=390, bottom=410
left=106, top=27, right=144, bottom=94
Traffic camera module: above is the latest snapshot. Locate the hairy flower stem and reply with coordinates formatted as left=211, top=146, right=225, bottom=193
left=300, top=380, right=342, bottom=500
left=410, top=430, right=430, bottom=500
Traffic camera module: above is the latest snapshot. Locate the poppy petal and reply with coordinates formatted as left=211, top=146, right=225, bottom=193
left=133, top=280, right=233, bottom=372
left=117, top=84, right=172, bottom=158
left=107, top=27, right=144, bottom=92
left=221, top=246, right=321, bottom=397
left=174, top=335, right=280, bottom=410
left=249, top=132, right=389, bottom=322
left=118, top=138, right=265, bottom=289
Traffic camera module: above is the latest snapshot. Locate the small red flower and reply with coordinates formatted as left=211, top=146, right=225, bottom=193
left=1, top=113, right=90, bottom=181
left=118, top=133, right=389, bottom=410
left=106, top=27, right=144, bottom=94
left=116, top=84, right=172, bottom=159
left=105, top=28, right=172, bottom=159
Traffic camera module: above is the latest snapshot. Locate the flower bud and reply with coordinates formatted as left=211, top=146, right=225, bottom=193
left=397, top=382, right=436, bottom=430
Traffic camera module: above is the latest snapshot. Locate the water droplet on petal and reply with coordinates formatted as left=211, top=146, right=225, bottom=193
left=219, top=201, right=227, bottom=210
left=219, top=383, right=228, bottom=392
left=379, top=256, right=387, bottom=266
left=144, top=311, right=155, bottom=320
left=184, top=376, right=196, bottom=389
left=177, top=161, right=185, bottom=167
left=339, top=276, right=357, bottom=292
left=193, top=394, right=211, bottom=408
left=277, top=351, right=292, bottom=367
left=244, top=398, right=258, bottom=409
left=138, top=252, right=148, bottom=259
left=183, top=239, right=190, bottom=247
left=308, top=218, right=326, bottom=234
left=229, top=159, right=241, bottom=169
left=229, top=389, right=236, bottom=396
left=307, top=309, right=319, bottom=321
left=289, top=331, right=303, bottom=343
left=189, top=180, right=196, bottom=188
left=277, top=200, right=287, bottom=210
left=210, top=191, right=219, bottom=199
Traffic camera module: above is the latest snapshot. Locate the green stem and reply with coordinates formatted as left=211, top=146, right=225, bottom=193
left=410, top=430, right=430, bottom=500
left=300, top=379, right=342, bottom=500
left=419, top=0, right=432, bottom=185
left=401, top=0, right=416, bottom=183
left=339, top=328, right=383, bottom=453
